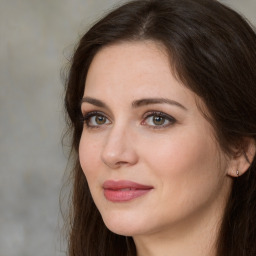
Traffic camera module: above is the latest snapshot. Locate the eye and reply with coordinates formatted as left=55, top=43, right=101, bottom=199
left=82, top=111, right=111, bottom=128
left=142, top=112, right=176, bottom=128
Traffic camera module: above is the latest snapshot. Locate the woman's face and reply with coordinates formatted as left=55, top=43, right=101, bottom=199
left=79, top=41, right=232, bottom=237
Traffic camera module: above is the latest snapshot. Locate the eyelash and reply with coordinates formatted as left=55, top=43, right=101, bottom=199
left=81, top=111, right=176, bottom=129
left=142, top=111, right=176, bottom=129
left=81, top=111, right=110, bottom=129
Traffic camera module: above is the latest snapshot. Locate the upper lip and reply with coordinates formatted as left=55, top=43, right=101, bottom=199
left=103, top=180, right=153, bottom=190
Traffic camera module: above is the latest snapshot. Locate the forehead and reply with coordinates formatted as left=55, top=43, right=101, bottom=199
left=84, top=41, right=191, bottom=100
left=86, top=41, right=170, bottom=84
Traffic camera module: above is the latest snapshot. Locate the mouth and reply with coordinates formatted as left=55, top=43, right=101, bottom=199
left=103, top=180, right=153, bottom=202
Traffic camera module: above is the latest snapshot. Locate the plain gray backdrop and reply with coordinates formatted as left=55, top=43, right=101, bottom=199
left=0, top=0, right=255, bottom=255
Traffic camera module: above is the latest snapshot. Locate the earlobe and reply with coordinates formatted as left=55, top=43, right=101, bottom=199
left=227, top=168, right=242, bottom=178
left=227, top=138, right=256, bottom=178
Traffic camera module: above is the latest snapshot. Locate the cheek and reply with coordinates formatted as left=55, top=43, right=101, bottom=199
left=138, top=133, right=227, bottom=227
left=142, top=131, right=216, bottom=174
left=142, top=129, right=224, bottom=200
left=79, top=132, right=102, bottom=181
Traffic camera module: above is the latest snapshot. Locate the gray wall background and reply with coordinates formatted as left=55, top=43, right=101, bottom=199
left=0, top=1, right=255, bottom=256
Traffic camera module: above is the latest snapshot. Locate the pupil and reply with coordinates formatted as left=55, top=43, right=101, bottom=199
left=96, top=116, right=105, bottom=124
left=153, top=116, right=164, bottom=125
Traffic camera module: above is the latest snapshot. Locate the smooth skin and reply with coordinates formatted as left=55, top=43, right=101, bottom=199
left=79, top=41, right=250, bottom=256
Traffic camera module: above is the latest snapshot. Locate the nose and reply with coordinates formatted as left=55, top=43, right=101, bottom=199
left=101, top=124, right=138, bottom=169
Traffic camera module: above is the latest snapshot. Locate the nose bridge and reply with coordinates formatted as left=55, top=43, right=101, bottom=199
left=101, top=121, right=137, bottom=168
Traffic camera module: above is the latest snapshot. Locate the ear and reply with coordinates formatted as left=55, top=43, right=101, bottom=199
left=227, top=138, right=256, bottom=177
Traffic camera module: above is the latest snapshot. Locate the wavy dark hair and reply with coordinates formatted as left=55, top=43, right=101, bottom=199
left=63, top=0, right=256, bottom=255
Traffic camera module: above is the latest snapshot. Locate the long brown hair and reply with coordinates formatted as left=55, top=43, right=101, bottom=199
left=63, top=0, right=256, bottom=255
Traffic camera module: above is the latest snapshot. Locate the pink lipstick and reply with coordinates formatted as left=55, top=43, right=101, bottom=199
left=103, top=180, right=153, bottom=202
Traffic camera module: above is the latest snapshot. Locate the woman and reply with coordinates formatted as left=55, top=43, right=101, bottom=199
left=63, top=0, right=256, bottom=255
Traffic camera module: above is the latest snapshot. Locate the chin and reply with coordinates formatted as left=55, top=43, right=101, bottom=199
left=101, top=211, right=146, bottom=236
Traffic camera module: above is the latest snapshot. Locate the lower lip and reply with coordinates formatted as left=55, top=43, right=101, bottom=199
left=104, top=189, right=152, bottom=202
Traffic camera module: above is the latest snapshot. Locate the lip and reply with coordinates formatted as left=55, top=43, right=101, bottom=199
left=103, top=180, right=153, bottom=202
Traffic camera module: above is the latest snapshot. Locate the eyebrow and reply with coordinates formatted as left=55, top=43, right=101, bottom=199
left=132, top=98, right=187, bottom=110
left=81, top=97, right=187, bottom=111
left=81, top=97, right=108, bottom=109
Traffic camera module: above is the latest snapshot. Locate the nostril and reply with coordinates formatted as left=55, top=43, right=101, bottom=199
left=116, top=161, right=129, bottom=166
left=102, top=158, right=128, bottom=168
left=101, top=152, right=138, bottom=169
